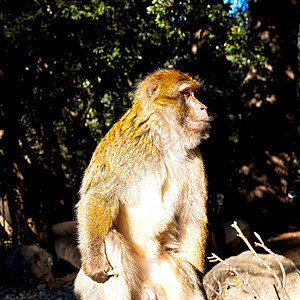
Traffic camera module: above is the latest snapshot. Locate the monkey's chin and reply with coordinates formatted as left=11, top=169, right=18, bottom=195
left=178, top=120, right=210, bottom=150
left=185, top=119, right=210, bottom=135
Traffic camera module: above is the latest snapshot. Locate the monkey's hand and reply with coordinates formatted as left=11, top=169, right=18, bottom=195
left=83, top=245, right=117, bottom=283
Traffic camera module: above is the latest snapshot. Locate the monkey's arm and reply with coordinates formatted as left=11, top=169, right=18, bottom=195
left=77, top=186, right=119, bottom=283
left=179, top=171, right=208, bottom=274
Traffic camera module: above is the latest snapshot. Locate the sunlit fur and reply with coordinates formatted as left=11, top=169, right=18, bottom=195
left=75, top=70, right=209, bottom=300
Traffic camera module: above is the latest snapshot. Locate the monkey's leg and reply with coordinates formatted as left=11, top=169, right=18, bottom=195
left=138, top=253, right=206, bottom=300
left=172, top=255, right=207, bottom=300
left=178, top=219, right=208, bottom=299
left=74, top=229, right=142, bottom=300
left=180, top=220, right=207, bottom=275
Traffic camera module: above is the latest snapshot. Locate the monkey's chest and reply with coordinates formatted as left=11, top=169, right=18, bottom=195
left=130, top=184, right=178, bottom=227
left=124, top=177, right=181, bottom=256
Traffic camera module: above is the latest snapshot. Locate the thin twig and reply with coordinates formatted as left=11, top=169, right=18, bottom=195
left=274, top=284, right=281, bottom=300
left=208, top=252, right=261, bottom=299
left=203, top=280, right=221, bottom=297
left=231, top=221, right=282, bottom=289
left=207, top=253, right=229, bottom=266
left=254, top=231, right=286, bottom=289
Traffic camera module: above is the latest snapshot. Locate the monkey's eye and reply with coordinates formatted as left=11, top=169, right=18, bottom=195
left=180, top=90, right=190, bottom=100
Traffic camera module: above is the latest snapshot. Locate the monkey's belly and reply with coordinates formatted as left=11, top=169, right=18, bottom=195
left=124, top=208, right=179, bottom=295
left=133, top=252, right=187, bottom=300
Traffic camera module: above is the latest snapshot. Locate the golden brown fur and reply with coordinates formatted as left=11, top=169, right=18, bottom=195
left=75, top=70, right=209, bottom=299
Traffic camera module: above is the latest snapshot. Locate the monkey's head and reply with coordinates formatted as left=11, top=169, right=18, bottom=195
left=134, top=69, right=211, bottom=145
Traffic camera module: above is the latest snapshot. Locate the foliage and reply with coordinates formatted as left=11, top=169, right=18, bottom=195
left=1, top=0, right=296, bottom=248
left=224, top=11, right=266, bottom=68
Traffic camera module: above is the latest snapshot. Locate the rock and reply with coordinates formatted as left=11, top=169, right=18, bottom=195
left=204, top=250, right=300, bottom=300
left=5, top=245, right=53, bottom=281
left=51, top=221, right=81, bottom=269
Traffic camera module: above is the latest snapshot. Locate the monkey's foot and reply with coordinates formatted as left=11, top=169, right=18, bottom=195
left=106, top=268, right=119, bottom=277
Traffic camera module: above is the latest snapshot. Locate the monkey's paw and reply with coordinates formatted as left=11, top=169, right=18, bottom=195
left=83, top=260, right=114, bottom=283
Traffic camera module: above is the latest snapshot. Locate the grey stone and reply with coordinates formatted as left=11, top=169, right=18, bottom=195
left=5, top=245, right=53, bottom=281
left=204, top=250, right=300, bottom=300
left=51, top=221, right=81, bottom=269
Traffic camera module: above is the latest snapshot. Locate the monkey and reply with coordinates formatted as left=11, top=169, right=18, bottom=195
left=74, top=69, right=211, bottom=300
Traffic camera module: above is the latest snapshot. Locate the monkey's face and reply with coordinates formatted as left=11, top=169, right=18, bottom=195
left=135, top=70, right=211, bottom=142
left=178, top=83, right=209, bottom=133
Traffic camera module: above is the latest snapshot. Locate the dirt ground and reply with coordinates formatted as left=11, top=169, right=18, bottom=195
left=0, top=272, right=77, bottom=300
left=1, top=231, right=299, bottom=300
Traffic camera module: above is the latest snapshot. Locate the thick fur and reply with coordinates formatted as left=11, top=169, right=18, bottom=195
left=75, top=230, right=141, bottom=299
left=74, top=70, right=209, bottom=299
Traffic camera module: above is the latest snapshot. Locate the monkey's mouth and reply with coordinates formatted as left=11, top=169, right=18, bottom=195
left=185, top=117, right=210, bottom=132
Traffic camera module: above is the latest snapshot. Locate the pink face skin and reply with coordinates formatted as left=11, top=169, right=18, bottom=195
left=179, top=84, right=208, bottom=131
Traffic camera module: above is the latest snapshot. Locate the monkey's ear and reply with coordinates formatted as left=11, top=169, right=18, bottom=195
left=146, top=77, right=159, bottom=98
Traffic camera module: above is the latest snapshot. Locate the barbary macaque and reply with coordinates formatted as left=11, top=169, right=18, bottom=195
left=74, top=69, right=210, bottom=300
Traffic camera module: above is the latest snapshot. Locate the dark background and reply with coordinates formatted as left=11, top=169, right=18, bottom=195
left=0, top=0, right=299, bottom=261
